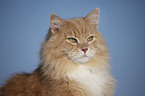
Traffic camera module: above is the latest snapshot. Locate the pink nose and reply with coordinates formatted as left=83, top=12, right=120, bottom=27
left=81, top=48, right=88, bottom=53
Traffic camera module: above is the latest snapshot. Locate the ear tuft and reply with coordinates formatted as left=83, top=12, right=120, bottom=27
left=84, top=8, right=100, bottom=25
left=49, top=14, right=64, bottom=34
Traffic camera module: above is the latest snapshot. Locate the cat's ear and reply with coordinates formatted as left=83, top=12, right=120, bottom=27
left=84, top=8, right=100, bottom=25
left=49, top=14, right=65, bottom=34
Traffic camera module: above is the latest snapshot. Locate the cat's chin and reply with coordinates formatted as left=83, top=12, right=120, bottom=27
left=73, top=56, right=91, bottom=64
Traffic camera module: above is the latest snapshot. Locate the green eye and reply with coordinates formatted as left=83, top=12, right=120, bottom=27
left=87, top=36, right=94, bottom=42
left=68, top=38, right=78, bottom=43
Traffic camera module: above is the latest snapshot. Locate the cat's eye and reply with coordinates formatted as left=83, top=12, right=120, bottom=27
left=68, top=38, right=78, bottom=43
left=87, top=36, right=94, bottom=42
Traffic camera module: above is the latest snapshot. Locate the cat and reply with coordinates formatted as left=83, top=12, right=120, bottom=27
left=0, top=8, right=115, bottom=96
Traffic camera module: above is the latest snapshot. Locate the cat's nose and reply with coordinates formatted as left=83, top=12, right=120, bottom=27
left=81, top=48, right=88, bottom=53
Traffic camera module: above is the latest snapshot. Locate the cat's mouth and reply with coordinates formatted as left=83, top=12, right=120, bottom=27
left=79, top=56, right=90, bottom=60
left=80, top=54, right=89, bottom=58
left=64, top=50, right=94, bottom=64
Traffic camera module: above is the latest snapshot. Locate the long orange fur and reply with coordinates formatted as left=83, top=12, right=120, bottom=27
left=0, top=8, right=115, bottom=96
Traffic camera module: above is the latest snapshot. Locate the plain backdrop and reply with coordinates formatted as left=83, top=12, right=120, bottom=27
left=0, top=0, right=145, bottom=96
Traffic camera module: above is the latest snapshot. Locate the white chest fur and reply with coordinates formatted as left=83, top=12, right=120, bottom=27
left=67, top=65, right=111, bottom=96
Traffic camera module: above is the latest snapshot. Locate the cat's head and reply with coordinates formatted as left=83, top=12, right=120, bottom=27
left=42, top=8, right=108, bottom=65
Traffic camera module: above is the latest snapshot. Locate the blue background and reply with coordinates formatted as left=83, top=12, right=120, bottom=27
left=0, top=0, right=145, bottom=96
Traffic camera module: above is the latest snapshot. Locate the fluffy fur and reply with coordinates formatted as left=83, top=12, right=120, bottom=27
left=0, top=8, right=115, bottom=96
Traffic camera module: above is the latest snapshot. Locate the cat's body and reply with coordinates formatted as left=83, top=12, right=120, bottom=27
left=0, top=8, right=115, bottom=96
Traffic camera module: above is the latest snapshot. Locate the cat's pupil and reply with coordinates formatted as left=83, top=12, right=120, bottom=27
left=68, top=38, right=77, bottom=43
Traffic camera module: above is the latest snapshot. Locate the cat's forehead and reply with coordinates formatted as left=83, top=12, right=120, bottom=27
left=64, top=18, right=96, bottom=38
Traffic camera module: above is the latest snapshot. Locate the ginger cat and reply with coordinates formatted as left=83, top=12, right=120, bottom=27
left=0, top=8, right=115, bottom=96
